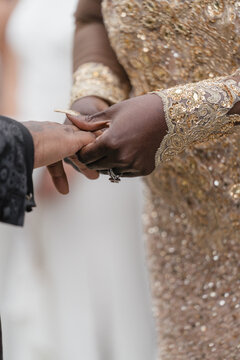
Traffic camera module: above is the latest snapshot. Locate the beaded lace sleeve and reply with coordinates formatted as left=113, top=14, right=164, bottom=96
left=70, top=62, right=129, bottom=106
left=153, top=69, right=240, bottom=165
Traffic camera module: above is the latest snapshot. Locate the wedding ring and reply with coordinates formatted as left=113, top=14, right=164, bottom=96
left=108, top=169, right=121, bottom=183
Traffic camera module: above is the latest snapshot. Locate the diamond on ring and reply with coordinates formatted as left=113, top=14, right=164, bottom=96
left=108, top=169, right=121, bottom=183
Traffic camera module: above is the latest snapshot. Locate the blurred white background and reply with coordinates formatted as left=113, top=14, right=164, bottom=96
left=0, top=1, right=155, bottom=359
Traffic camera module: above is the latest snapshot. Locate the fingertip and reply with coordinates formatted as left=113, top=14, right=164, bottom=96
left=61, top=188, right=70, bottom=195
left=66, top=113, right=84, bottom=122
left=85, top=171, right=100, bottom=180
left=48, top=161, right=70, bottom=195
left=67, top=113, right=88, bottom=128
left=55, top=177, right=70, bottom=195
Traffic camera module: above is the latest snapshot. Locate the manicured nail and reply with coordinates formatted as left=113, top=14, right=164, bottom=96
left=54, top=109, right=80, bottom=117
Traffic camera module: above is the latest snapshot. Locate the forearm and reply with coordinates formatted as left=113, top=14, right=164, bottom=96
left=153, top=68, right=240, bottom=164
left=71, top=0, right=130, bottom=105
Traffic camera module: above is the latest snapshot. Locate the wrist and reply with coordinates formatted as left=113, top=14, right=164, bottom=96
left=23, top=121, right=42, bottom=168
left=146, top=93, right=168, bottom=143
left=229, top=100, right=240, bottom=115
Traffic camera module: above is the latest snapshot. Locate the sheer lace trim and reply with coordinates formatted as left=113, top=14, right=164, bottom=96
left=153, top=69, right=240, bottom=165
left=70, top=62, right=129, bottom=106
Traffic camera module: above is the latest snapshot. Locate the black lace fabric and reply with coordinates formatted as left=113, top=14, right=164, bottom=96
left=0, top=116, right=35, bottom=226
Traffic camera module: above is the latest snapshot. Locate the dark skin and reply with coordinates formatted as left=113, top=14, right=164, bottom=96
left=65, top=95, right=110, bottom=179
left=67, top=93, right=240, bottom=179
left=68, top=94, right=168, bottom=177
left=36, top=96, right=110, bottom=198
left=24, top=119, right=107, bottom=194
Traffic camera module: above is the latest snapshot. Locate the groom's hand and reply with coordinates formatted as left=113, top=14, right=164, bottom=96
left=71, top=94, right=168, bottom=177
left=24, top=121, right=100, bottom=194
left=64, top=96, right=109, bottom=179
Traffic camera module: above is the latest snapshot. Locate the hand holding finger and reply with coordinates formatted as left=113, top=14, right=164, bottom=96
left=66, top=155, right=99, bottom=180
left=58, top=97, right=110, bottom=178
left=78, top=135, right=108, bottom=164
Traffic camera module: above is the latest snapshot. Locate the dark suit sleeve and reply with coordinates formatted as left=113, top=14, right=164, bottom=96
left=0, top=116, right=35, bottom=227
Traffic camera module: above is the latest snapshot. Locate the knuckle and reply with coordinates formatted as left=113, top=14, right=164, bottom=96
left=85, top=114, right=92, bottom=122
left=119, top=151, right=134, bottom=167
left=118, top=156, right=127, bottom=166
left=119, top=155, right=131, bottom=167
left=132, top=159, right=144, bottom=173
left=64, top=125, right=74, bottom=134
left=106, top=136, right=119, bottom=151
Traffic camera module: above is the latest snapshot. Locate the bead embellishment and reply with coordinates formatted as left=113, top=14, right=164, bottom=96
left=154, top=70, right=240, bottom=164
left=70, top=62, right=129, bottom=106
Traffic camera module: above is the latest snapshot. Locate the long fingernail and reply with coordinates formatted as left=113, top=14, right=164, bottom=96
left=54, top=109, right=80, bottom=117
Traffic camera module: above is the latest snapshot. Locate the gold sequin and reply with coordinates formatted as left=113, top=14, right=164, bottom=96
left=206, top=0, right=225, bottom=19
left=153, top=71, right=240, bottom=163
left=229, top=183, right=240, bottom=200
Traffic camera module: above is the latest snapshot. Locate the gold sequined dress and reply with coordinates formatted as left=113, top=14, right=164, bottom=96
left=73, top=1, right=240, bottom=358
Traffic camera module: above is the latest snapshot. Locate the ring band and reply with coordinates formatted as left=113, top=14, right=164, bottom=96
left=108, top=169, right=121, bottom=183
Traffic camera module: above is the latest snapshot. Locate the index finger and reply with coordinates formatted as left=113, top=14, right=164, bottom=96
left=67, top=114, right=110, bottom=132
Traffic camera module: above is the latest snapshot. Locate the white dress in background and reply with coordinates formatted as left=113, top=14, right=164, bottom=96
left=0, top=1, right=155, bottom=359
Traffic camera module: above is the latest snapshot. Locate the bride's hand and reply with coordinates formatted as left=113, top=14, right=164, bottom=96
left=70, top=94, right=168, bottom=177
left=23, top=120, right=107, bottom=194
left=64, top=96, right=109, bottom=179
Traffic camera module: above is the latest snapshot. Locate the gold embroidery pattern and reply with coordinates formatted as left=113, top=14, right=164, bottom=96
left=101, top=1, right=240, bottom=359
left=154, top=71, right=240, bottom=164
left=70, top=62, right=129, bottom=106
left=102, top=0, right=240, bottom=95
